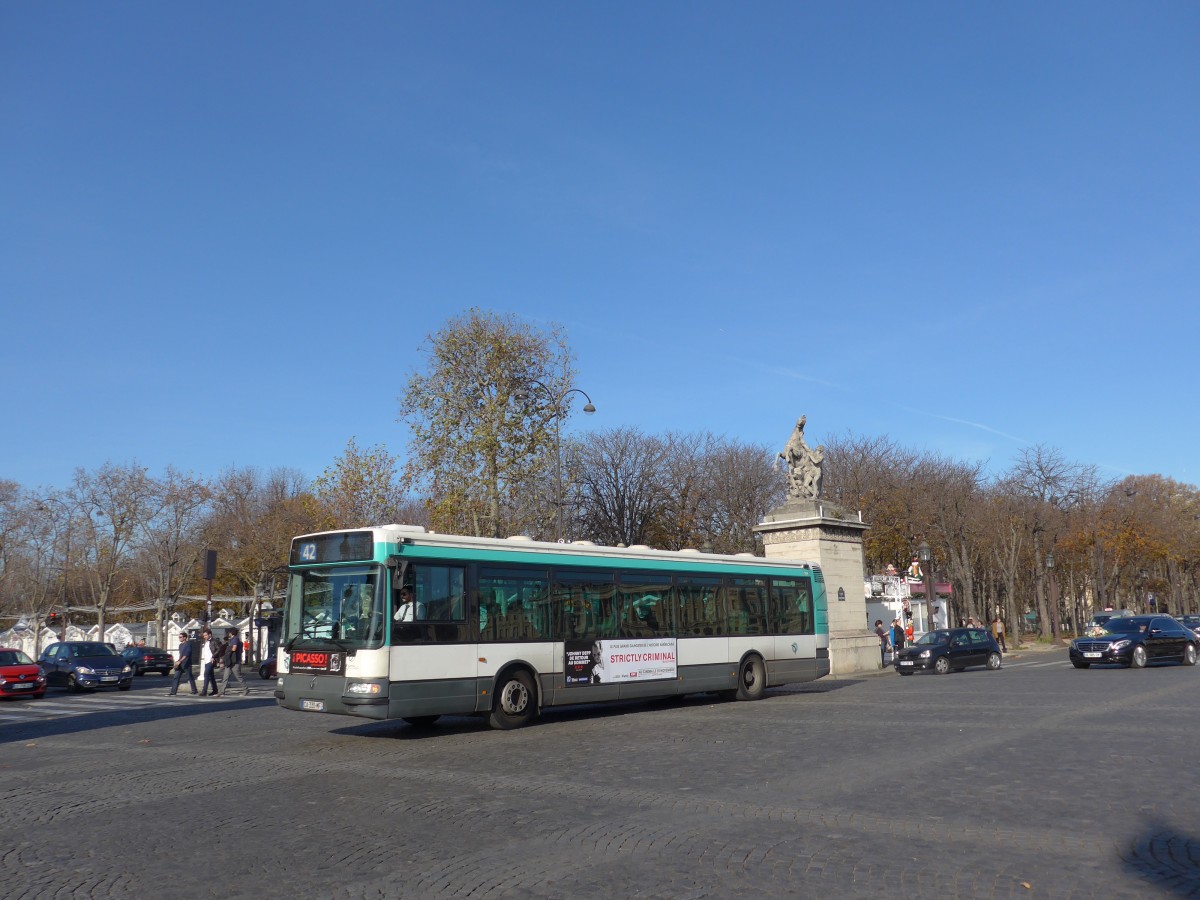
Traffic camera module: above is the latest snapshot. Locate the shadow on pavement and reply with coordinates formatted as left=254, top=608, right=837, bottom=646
left=330, top=683, right=855, bottom=741
left=0, top=695, right=276, bottom=744
left=1122, top=819, right=1200, bottom=896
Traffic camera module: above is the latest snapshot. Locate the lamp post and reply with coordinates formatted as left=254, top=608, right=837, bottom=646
left=526, top=381, right=596, bottom=542
left=918, top=541, right=935, bottom=632
left=1046, top=550, right=1058, bottom=636
left=38, top=497, right=72, bottom=644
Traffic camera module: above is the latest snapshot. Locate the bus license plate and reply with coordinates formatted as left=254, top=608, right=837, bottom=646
left=1083, top=652, right=1102, bottom=658
left=301, top=699, right=325, bottom=712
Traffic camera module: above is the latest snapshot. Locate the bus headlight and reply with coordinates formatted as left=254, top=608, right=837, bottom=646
left=345, top=682, right=382, bottom=696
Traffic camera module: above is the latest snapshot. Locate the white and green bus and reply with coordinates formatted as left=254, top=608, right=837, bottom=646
left=276, top=525, right=829, bottom=729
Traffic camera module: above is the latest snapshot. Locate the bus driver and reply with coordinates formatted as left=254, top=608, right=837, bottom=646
left=393, top=586, right=425, bottom=622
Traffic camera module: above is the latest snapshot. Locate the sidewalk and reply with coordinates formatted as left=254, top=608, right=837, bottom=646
left=1006, top=638, right=1069, bottom=658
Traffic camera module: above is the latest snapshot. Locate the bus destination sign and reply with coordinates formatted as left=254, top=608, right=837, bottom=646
left=289, top=531, right=375, bottom=565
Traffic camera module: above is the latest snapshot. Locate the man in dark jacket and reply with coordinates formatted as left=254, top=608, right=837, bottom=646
left=220, top=627, right=250, bottom=696
left=168, top=631, right=198, bottom=695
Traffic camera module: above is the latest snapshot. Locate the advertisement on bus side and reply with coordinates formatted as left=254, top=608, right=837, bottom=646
left=565, top=638, right=677, bottom=685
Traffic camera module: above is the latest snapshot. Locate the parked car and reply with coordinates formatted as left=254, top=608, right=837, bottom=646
left=258, top=656, right=277, bottom=680
left=38, top=641, right=133, bottom=692
left=1069, top=615, right=1199, bottom=669
left=0, top=647, right=46, bottom=700
left=894, top=627, right=1003, bottom=675
left=121, top=645, right=174, bottom=676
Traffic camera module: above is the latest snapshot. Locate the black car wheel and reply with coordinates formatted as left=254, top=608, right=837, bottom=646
left=67, top=673, right=84, bottom=693
left=986, top=652, right=1001, bottom=670
left=933, top=656, right=951, bottom=675
left=1130, top=645, right=1147, bottom=668
left=1183, top=644, right=1197, bottom=666
left=259, top=663, right=272, bottom=680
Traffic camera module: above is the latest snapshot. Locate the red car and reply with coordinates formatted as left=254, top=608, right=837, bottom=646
left=0, top=648, right=47, bottom=699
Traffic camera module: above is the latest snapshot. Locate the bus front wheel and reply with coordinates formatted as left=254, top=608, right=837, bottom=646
left=489, top=670, right=536, bottom=730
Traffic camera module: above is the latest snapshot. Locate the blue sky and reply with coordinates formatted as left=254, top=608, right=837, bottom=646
left=3, top=2, right=1198, bottom=493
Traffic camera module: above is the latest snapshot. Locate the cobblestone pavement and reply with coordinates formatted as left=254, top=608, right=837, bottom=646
left=2, top=648, right=1198, bottom=899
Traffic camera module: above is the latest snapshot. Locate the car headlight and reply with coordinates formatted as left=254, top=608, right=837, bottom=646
left=1111, top=640, right=1131, bottom=651
left=918, top=650, right=931, bottom=658
left=122, top=665, right=133, bottom=674
left=76, top=666, right=96, bottom=675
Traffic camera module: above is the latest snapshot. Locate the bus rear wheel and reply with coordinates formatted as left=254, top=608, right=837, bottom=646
left=489, top=670, right=536, bottom=730
left=735, top=655, right=766, bottom=701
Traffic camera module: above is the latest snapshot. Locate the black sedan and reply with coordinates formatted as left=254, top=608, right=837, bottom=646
left=121, top=645, right=174, bottom=675
left=894, top=627, right=1003, bottom=675
left=1069, top=615, right=1199, bottom=668
left=38, top=641, right=134, bottom=692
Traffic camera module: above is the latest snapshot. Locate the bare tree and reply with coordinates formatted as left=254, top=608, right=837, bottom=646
left=574, top=427, right=669, bottom=547
left=999, top=446, right=1098, bottom=639
left=69, top=463, right=159, bottom=634
left=696, top=437, right=785, bottom=555
left=134, top=468, right=212, bottom=644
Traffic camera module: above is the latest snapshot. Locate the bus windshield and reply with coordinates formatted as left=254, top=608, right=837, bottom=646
left=285, top=565, right=386, bottom=650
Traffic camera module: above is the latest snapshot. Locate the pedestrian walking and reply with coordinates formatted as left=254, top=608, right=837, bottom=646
left=199, top=627, right=221, bottom=696
left=167, top=631, right=198, bottom=695
left=992, top=615, right=1008, bottom=653
left=874, top=619, right=890, bottom=668
left=221, top=627, right=251, bottom=696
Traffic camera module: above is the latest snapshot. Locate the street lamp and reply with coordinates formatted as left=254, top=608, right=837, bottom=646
left=38, top=497, right=72, bottom=644
left=1045, top=550, right=1059, bottom=636
left=525, top=380, right=596, bottom=542
left=917, top=541, right=935, bottom=632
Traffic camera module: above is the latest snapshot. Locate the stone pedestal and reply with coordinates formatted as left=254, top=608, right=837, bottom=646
left=754, top=499, right=877, bottom=676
